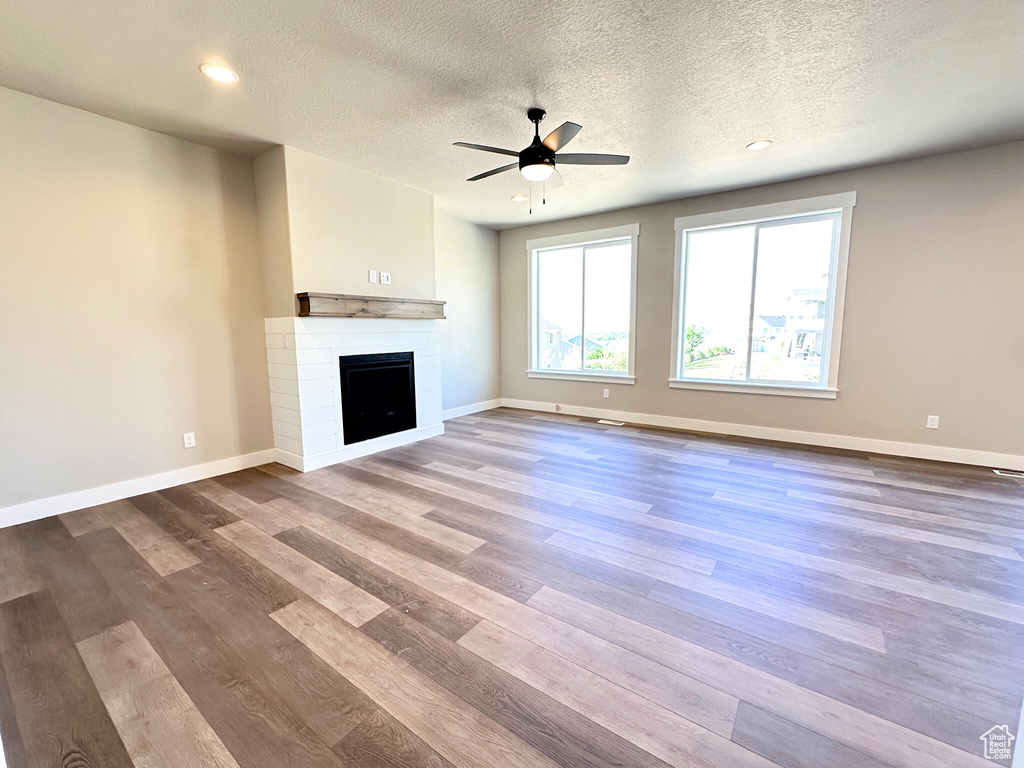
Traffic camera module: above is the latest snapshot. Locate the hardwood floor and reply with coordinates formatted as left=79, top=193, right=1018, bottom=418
left=1, top=408, right=1023, bottom=767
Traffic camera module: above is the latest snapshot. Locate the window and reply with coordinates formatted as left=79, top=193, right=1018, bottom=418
left=670, top=193, right=856, bottom=398
left=528, top=224, right=639, bottom=384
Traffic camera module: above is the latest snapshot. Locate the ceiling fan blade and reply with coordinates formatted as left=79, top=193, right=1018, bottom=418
left=454, top=142, right=519, bottom=158
left=467, top=162, right=518, bottom=181
left=547, top=168, right=565, bottom=188
left=555, top=153, right=629, bottom=165
left=542, top=122, right=582, bottom=151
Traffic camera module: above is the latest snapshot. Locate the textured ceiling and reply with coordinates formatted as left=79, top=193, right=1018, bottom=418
left=2, top=0, right=1023, bottom=229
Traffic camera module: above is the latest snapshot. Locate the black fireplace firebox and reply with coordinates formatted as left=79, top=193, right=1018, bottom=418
left=338, top=352, right=416, bottom=445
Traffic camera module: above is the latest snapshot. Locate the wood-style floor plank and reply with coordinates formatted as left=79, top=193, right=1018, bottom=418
left=474, top=537, right=659, bottom=598
left=272, top=598, right=562, bottom=768
left=58, top=506, right=112, bottom=537
left=136, top=489, right=299, bottom=615
left=0, top=630, right=29, bottom=768
left=77, top=620, right=241, bottom=768
left=296, top=504, right=740, bottom=734
left=263, top=463, right=486, bottom=553
left=540, top=492, right=1024, bottom=624
left=526, top=586, right=997, bottom=768
left=427, top=460, right=654, bottom=513
left=459, top=620, right=776, bottom=768
left=730, top=701, right=892, bottom=768
left=716, top=490, right=1024, bottom=560
left=354, top=457, right=708, bottom=567
left=547, top=530, right=888, bottom=652
left=16, top=516, right=131, bottom=643
left=711, top=556, right=1024, bottom=665
left=787, top=488, right=1024, bottom=539
left=77, top=526, right=347, bottom=768
left=434, top=431, right=544, bottom=462
left=216, top=520, right=388, bottom=627
left=166, top=560, right=378, bottom=748
left=190, top=477, right=301, bottom=534
left=362, top=606, right=681, bottom=768
left=0, top=591, right=133, bottom=768
left=282, top=499, right=740, bottom=728
left=0, top=526, right=40, bottom=605
left=332, top=707, right=456, bottom=768
left=530, top=555, right=1018, bottom=752
left=252, top=470, right=543, bottom=602
left=98, top=498, right=201, bottom=576
left=276, top=522, right=481, bottom=642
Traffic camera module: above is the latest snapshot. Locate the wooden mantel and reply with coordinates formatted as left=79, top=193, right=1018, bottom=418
left=296, top=292, right=446, bottom=320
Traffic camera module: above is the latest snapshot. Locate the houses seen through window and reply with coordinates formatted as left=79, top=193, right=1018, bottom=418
left=536, top=239, right=632, bottom=375
left=679, top=210, right=841, bottom=386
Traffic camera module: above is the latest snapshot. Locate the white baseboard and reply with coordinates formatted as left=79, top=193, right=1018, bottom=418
left=275, top=423, right=445, bottom=472
left=500, top=398, right=1024, bottom=471
left=0, top=449, right=278, bottom=530
left=442, top=399, right=503, bottom=421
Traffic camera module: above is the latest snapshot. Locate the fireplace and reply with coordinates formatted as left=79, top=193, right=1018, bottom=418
left=265, top=315, right=443, bottom=471
left=338, top=352, right=417, bottom=445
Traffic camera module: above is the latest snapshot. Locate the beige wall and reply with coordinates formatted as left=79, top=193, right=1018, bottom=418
left=253, top=146, right=296, bottom=318
left=0, top=87, right=274, bottom=508
left=257, top=146, right=435, bottom=315
left=500, top=142, right=1024, bottom=457
left=435, top=213, right=501, bottom=411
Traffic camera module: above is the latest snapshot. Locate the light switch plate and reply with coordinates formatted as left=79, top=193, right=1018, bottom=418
left=380, top=271, right=392, bottom=285
left=368, top=270, right=378, bottom=283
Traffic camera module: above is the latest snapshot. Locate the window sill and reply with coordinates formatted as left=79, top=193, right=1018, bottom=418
left=668, top=379, right=837, bottom=399
left=527, top=370, right=636, bottom=385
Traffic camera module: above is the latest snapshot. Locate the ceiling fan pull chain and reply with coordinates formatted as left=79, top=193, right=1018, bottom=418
left=543, top=180, right=546, bottom=205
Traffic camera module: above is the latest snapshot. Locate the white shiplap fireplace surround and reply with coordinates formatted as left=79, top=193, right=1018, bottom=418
left=264, top=316, right=444, bottom=471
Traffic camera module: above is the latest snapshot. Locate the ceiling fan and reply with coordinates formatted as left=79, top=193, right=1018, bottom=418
left=454, top=107, right=629, bottom=183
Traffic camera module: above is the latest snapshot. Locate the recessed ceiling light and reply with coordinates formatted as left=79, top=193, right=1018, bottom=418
left=200, top=63, right=239, bottom=84
left=746, top=139, right=773, bottom=151
left=511, top=194, right=528, bottom=203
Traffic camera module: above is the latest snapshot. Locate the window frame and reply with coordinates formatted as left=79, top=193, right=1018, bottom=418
left=669, top=192, right=856, bottom=398
left=527, top=223, right=640, bottom=385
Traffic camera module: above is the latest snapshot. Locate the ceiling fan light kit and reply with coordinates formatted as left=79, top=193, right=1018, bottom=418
left=519, top=107, right=557, bottom=181
left=454, top=107, right=629, bottom=194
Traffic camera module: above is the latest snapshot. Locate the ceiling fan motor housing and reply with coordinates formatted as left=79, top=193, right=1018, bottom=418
left=519, top=140, right=556, bottom=172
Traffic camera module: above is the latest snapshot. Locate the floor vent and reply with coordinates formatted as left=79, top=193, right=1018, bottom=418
left=993, top=469, right=1024, bottom=478
left=597, top=419, right=626, bottom=426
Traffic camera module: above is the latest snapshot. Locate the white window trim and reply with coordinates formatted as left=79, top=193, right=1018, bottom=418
left=528, top=370, right=637, bottom=384
left=667, top=379, right=838, bottom=398
left=527, top=223, right=639, bottom=385
left=669, top=192, right=856, bottom=397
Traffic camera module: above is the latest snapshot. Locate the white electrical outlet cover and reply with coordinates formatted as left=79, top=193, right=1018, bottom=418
left=183, top=432, right=196, bottom=448
left=368, top=270, right=378, bottom=283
